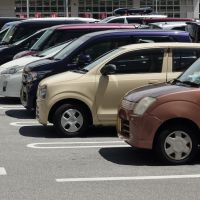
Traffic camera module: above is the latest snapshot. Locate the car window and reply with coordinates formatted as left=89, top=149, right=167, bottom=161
left=40, top=30, right=92, bottom=51
left=126, top=17, right=143, bottom=24
left=172, top=49, right=200, bottom=72
left=108, top=18, right=124, bottom=23
left=70, top=37, right=131, bottom=66
left=108, top=49, right=164, bottom=74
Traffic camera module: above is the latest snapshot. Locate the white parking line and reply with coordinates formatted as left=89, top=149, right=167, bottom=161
left=0, top=168, right=6, bottom=175
left=56, top=174, right=200, bottom=182
left=10, top=122, right=40, bottom=127
left=0, top=106, right=25, bottom=110
left=27, top=141, right=129, bottom=149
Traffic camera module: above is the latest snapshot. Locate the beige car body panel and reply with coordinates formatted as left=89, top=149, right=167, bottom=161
left=37, top=43, right=200, bottom=126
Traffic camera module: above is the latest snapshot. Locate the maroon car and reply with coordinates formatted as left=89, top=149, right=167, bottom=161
left=118, top=57, right=200, bottom=165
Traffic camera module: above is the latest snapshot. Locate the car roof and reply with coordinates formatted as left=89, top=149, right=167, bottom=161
left=50, top=23, right=136, bottom=30
left=82, top=29, right=189, bottom=38
left=120, top=42, right=200, bottom=51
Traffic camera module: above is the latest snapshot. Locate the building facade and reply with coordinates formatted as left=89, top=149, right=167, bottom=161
left=0, top=0, right=199, bottom=19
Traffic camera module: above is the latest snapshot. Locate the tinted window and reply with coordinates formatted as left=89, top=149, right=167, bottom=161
left=172, top=49, right=200, bottom=72
left=108, top=18, right=124, bottom=23
left=126, top=17, right=143, bottom=24
left=71, top=37, right=131, bottom=65
left=108, top=49, right=164, bottom=74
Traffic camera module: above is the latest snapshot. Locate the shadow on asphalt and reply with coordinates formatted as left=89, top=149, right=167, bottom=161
left=99, top=147, right=200, bottom=166
left=19, top=126, right=117, bottom=138
left=5, top=109, right=35, bottom=119
left=0, top=97, right=20, bottom=104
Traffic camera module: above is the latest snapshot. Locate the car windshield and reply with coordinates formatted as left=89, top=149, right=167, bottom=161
left=83, top=48, right=121, bottom=71
left=53, top=36, right=89, bottom=60
left=37, top=41, right=72, bottom=57
left=1, top=24, right=16, bottom=43
left=0, top=27, right=9, bottom=41
left=174, top=58, right=200, bottom=87
left=31, top=29, right=54, bottom=51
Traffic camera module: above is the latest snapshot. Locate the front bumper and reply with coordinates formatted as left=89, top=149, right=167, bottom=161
left=117, top=107, right=162, bottom=149
left=36, top=98, right=49, bottom=125
left=0, top=73, right=22, bottom=98
left=20, top=81, right=38, bottom=110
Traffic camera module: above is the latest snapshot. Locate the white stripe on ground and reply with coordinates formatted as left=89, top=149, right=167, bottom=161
left=10, top=122, right=40, bottom=127
left=0, top=168, right=6, bottom=175
left=56, top=174, right=200, bottom=182
left=27, top=141, right=128, bottom=149
left=0, top=106, right=25, bottom=110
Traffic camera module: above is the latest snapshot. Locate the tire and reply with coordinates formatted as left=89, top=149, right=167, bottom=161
left=155, top=124, right=198, bottom=165
left=53, top=103, right=90, bottom=137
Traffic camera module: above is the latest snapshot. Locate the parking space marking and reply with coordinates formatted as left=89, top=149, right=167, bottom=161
left=0, top=106, right=25, bottom=110
left=0, top=168, right=6, bottom=175
left=27, top=141, right=129, bottom=149
left=56, top=174, right=200, bottom=182
left=10, top=122, right=40, bottom=127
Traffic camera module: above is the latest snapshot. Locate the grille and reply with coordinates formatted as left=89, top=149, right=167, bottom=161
left=121, top=119, right=130, bottom=138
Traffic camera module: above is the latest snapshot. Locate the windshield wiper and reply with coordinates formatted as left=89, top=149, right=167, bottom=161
left=172, top=79, right=199, bottom=87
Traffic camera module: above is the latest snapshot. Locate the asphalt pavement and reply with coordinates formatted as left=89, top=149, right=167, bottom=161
left=0, top=97, right=200, bottom=200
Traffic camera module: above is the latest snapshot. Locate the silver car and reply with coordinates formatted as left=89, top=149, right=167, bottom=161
left=0, top=42, right=70, bottom=98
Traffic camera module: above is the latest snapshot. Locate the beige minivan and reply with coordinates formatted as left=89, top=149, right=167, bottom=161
left=36, top=43, right=200, bottom=137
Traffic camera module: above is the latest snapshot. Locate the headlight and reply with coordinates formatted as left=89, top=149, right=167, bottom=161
left=0, top=66, right=23, bottom=74
left=134, top=97, right=156, bottom=116
left=38, top=85, right=47, bottom=99
left=24, top=71, right=50, bottom=83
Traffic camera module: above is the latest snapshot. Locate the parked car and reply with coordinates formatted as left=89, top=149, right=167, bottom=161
left=149, top=22, right=187, bottom=31
left=99, top=15, right=167, bottom=24
left=0, top=28, right=47, bottom=65
left=0, top=18, right=88, bottom=45
left=0, top=42, right=70, bottom=98
left=117, top=54, right=200, bottom=165
left=21, top=29, right=191, bottom=111
left=13, top=23, right=136, bottom=59
left=36, top=42, right=200, bottom=137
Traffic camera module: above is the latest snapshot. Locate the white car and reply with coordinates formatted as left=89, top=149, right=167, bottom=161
left=100, top=15, right=167, bottom=24
left=0, top=42, right=70, bottom=98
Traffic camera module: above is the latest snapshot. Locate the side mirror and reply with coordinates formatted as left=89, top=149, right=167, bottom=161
left=78, top=54, right=92, bottom=67
left=100, top=64, right=116, bottom=76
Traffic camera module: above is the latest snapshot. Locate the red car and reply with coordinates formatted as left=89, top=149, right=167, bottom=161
left=118, top=57, right=200, bottom=165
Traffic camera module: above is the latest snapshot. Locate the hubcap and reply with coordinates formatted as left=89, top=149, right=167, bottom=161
left=61, top=109, right=83, bottom=133
left=164, top=131, right=192, bottom=161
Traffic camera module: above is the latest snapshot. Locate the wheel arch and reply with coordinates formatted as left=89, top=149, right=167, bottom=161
left=153, top=117, right=200, bottom=149
left=48, top=98, right=93, bottom=126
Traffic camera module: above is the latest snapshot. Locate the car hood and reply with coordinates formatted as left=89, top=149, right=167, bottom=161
left=124, top=83, right=191, bottom=102
left=25, top=58, right=56, bottom=71
left=0, top=56, right=42, bottom=73
left=40, top=71, right=85, bottom=86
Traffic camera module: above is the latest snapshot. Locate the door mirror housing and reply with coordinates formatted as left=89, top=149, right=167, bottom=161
left=77, top=54, right=92, bottom=67
left=100, top=64, right=116, bottom=76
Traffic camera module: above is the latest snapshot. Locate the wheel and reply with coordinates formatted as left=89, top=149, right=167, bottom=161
left=53, top=104, right=90, bottom=137
left=155, top=125, right=198, bottom=164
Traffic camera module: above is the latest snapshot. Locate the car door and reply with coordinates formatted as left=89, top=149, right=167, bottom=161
left=95, top=48, right=168, bottom=122
left=167, top=48, right=200, bottom=81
